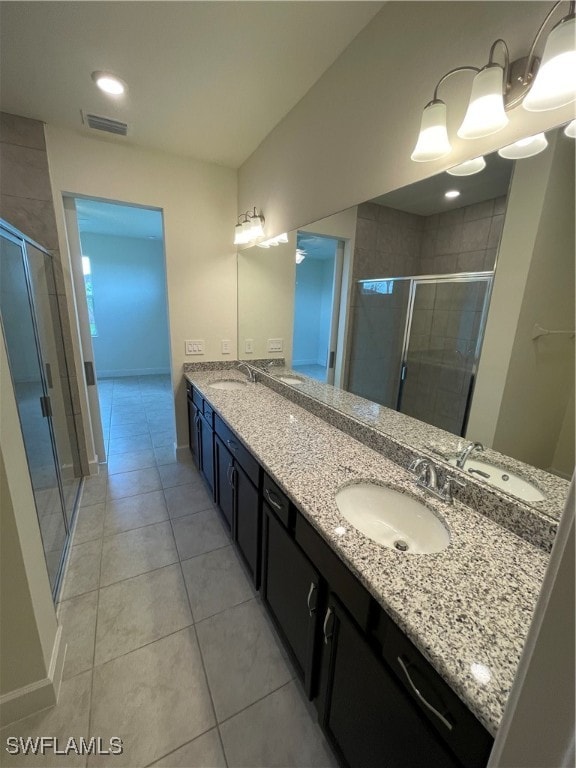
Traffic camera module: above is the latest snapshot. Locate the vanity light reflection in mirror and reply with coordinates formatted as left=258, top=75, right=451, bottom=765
left=237, top=125, right=574, bottom=508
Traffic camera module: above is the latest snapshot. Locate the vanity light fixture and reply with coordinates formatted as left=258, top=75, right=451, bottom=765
left=444, top=189, right=461, bottom=199
left=565, top=119, right=576, bottom=137
left=410, top=0, right=576, bottom=163
left=91, top=71, right=126, bottom=96
left=234, top=207, right=265, bottom=246
left=257, top=233, right=289, bottom=248
left=498, top=132, right=549, bottom=159
left=446, top=156, right=486, bottom=176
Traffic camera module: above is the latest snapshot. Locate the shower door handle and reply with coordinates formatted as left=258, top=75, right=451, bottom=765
left=40, top=395, right=52, bottom=418
left=84, top=361, right=96, bottom=386
left=400, top=362, right=408, bottom=381
left=328, top=350, right=335, bottom=369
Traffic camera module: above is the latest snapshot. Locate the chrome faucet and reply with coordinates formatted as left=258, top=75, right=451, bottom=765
left=456, top=441, right=484, bottom=469
left=409, top=457, right=465, bottom=504
left=237, top=362, right=256, bottom=383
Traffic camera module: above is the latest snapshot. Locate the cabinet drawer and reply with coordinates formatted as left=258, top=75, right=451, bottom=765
left=262, top=473, right=293, bottom=530
left=214, top=414, right=259, bottom=487
left=380, top=617, right=493, bottom=768
left=295, top=513, right=372, bottom=632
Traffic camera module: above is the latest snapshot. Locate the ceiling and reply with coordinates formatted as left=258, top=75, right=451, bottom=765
left=76, top=199, right=163, bottom=240
left=0, top=2, right=383, bottom=169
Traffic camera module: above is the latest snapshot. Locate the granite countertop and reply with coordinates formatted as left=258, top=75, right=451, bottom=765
left=185, top=368, right=549, bottom=737
left=256, top=365, right=569, bottom=524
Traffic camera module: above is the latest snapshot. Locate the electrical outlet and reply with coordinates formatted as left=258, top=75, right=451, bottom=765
left=185, top=339, right=205, bottom=355
left=245, top=339, right=254, bottom=354
left=267, top=338, right=283, bottom=353
left=221, top=339, right=231, bottom=354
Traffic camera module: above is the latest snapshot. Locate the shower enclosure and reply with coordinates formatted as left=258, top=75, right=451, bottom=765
left=347, top=272, right=493, bottom=436
left=1, top=221, right=83, bottom=597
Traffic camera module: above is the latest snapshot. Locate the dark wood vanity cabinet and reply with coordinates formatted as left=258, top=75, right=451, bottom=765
left=213, top=414, right=261, bottom=586
left=187, top=381, right=493, bottom=768
left=187, top=383, right=213, bottom=491
left=261, top=493, right=321, bottom=698
left=318, top=596, right=462, bottom=768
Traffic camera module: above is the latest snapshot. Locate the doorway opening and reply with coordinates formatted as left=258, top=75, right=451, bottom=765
left=292, top=232, right=344, bottom=384
left=71, top=198, right=173, bottom=462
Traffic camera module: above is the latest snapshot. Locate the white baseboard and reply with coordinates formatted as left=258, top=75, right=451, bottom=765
left=175, top=444, right=190, bottom=461
left=88, top=458, right=101, bottom=476
left=97, top=367, right=170, bottom=378
left=0, top=626, right=65, bottom=727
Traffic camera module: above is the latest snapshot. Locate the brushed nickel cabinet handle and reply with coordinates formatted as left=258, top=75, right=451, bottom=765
left=397, top=657, right=453, bottom=731
left=323, top=607, right=333, bottom=645
left=264, top=488, right=283, bottom=511
left=307, top=582, right=317, bottom=616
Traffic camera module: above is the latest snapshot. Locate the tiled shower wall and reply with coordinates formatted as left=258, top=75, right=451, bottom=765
left=0, top=111, right=90, bottom=474
left=353, top=195, right=507, bottom=280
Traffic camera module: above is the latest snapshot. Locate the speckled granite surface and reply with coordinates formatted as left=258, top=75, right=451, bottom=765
left=253, top=366, right=569, bottom=551
left=185, top=369, right=549, bottom=737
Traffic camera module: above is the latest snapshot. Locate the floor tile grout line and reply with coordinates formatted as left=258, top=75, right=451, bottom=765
left=92, top=621, right=196, bottom=672
left=86, top=518, right=105, bottom=743
left=173, top=531, right=230, bottom=768
left=142, top=726, right=221, bottom=768
left=216, top=678, right=297, bottom=729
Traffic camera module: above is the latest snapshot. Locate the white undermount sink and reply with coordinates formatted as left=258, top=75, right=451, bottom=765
left=448, top=458, right=546, bottom=502
left=335, top=483, right=450, bottom=554
left=209, top=379, right=247, bottom=391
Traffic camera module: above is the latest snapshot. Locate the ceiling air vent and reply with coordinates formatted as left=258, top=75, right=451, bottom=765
left=81, top=111, right=128, bottom=136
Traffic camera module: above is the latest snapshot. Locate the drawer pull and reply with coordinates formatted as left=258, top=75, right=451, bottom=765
left=264, top=488, right=283, bottom=512
left=323, top=607, right=333, bottom=645
left=226, top=439, right=238, bottom=453
left=307, top=582, right=317, bottom=616
left=397, top=657, right=453, bottom=731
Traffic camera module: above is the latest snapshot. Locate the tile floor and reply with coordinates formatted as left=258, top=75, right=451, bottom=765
left=1, top=376, right=337, bottom=768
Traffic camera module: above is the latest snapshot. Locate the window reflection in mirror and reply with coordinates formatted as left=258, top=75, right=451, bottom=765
left=237, top=126, right=574, bottom=490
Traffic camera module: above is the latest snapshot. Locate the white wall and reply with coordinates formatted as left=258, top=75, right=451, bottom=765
left=238, top=2, right=574, bottom=239
left=293, top=257, right=334, bottom=367
left=80, top=233, right=171, bottom=378
left=468, top=131, right=575, bottom=472
left=237, top=233, right=296, bottom=363
left=45, top=126, right=237, bottom=449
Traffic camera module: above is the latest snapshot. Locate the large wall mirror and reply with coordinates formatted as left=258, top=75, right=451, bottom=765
left=237, top=125, right=574, bottom=515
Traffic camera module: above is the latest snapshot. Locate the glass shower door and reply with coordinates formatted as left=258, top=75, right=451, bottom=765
left=398, top=276, right=492, bottom=435
left=26, top=242, right=82, bottom=524
left=347, top=278, right=411, bottom=407
left=0, top=227, right=77, bottom=594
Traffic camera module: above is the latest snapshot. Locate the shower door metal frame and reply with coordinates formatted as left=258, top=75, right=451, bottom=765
left=0, top=220, right=81, bottom=598
left=397, top=271, right=494, bottom=432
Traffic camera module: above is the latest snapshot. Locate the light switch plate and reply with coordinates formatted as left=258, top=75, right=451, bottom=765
left=267, top=338, right=283, bottom=353
left=221, top=339, right=231, bottom=354
left=245, top=339, right=254, bottom=354
left=185, top=339, right=205, bottom=355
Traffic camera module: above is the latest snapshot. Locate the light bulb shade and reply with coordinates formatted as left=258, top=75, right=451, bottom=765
left=498, top=132, right=548, bottom=159
left=241, top=219, right=253, bottom=242
left=277, top=233, right=289, bottom=243
left=565, top=119, right=576, bottom=138
left=446, top=156, right=486, bottom=176
left=410, top=100, right=452, bottom=162
left=234, top=223, right=244, bottom=245
left=250, top=214, right=264, bottom=240
left=523, top=16, right=576, bottom=112
left=457, top=66, right=508, bottom=140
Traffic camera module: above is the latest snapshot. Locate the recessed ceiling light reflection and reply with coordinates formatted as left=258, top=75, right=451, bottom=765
left=445, top=189, right=461, bottom=199
left=91, top=71, right=127, bottom=96
left=446, top=157, right=486, bottom=176
left=564, top=120, right=576, bottom=139
left=334, top=526, right=347, bottom=536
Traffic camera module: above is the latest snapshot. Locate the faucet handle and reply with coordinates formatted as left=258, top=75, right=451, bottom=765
left=441, top=475, right=465, bottom=503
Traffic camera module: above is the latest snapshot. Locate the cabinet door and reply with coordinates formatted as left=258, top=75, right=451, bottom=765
left=199, top=413, right=214, bottom=495
left=188, top=397, right=200, bottom=468
left=234, top=462, right=260, bottom=587
left=262, top=504, right=320, bottom=697
left=214, top=436, right=234, bottom=530
left=320, top=599, right=461, bottom=768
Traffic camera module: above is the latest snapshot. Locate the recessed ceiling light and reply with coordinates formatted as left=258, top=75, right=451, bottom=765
left=91, top=71, right=126, bottom=96
left=445, top=189, right=461, bottom=199
left=446, top=157, right=486, bottom=176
